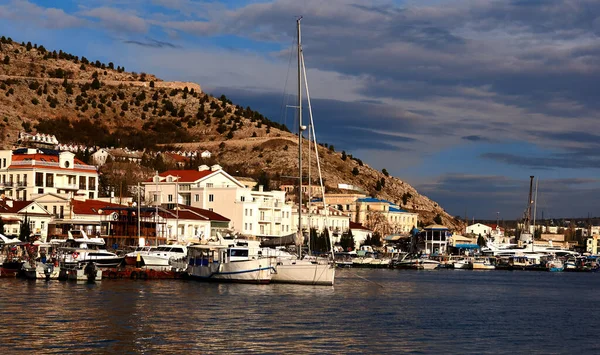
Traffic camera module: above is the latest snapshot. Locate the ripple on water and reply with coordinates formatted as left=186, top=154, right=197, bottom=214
left=0, top=270, right=598, bottom=354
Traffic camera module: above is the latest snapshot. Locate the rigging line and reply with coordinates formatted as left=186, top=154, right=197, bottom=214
left=301, top=51, right=335, bottom=260
left=346, top=269, right=385, bottom=288
left=278, top=38, right=296, bottom=133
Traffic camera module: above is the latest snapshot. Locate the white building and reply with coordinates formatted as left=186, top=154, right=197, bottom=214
left=0, top=197, right=52, bottom=240
left=291, top=205, right=351, bottom=240
left=142, top=165, right=293, bottom=238
left=349, top=221, right=373, bottom=250
left=0, top=148, right=99, bottom=201
left=200, top=150, right=212, bottom=159
left=466, top=223, right=493, bottom=237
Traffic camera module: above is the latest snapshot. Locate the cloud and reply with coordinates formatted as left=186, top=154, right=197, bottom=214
left=123, top=38, right=179, bottom=48
left=417, top=174, right=600, bottom=219
left=0, top=0, right=86, bottom=29
left=80, top=7, right=149, bottom=33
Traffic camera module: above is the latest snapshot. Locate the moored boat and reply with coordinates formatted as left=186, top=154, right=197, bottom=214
left=472, top=258, right=495, bottom=270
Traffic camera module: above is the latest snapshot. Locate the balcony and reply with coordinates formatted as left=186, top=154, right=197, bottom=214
left=10, top=160, right=97, bottom=171
left=15, top=181, right=27, bottom=189
left=274, top=217, right=282, bottom=223
left=55, top=183, right=78, bottom=190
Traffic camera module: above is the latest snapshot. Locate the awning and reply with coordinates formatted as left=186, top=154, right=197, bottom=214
left=454, top=243, right=480, bottom=249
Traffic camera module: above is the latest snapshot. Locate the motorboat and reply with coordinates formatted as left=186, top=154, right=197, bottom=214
left=22, top=241, right=61, bottom=280
left=452, top=258, right=473, bottom=269
left=141, top=244, right=188, bottom=270
left=564, top=257, right=578, bottom=271
left=547, top=259, right=564, bottom=272
left=58, top=230, right=124, bottom=268
left=392, top=253, right=440, bottom=270
left=472, top=257, right=495, bottom=270
left=124, top=246, right=157, bottom=266
left=59, top=261, right=102, bottom=282
left=186, top=242, right=274, bottom=283
left=0, top=234, right=26, bottom=277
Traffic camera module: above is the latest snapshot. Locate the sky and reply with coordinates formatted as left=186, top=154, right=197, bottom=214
left=1, top=0, right=599, bottom=220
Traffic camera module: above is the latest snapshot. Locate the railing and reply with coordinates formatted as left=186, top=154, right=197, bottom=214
left=179, top=185, right=191, bottom=191
left=55, top=183, right=78, bottom=189
left=10, top=160, right=96, bottom=171
left=3, top=181, right=13, bottom=187
left=16, top=181, right=27, bottom=187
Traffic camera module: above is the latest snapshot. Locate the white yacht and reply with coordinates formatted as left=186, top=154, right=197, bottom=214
left=187, top=242, right=274, bottom=283
left=261, top=247, right=335, bottom=286
left=141, top=244, right=188, bottom=270
left=59, top=230, right=124, bottom=268
left=472, top=257, right=496, bottom=270
left=393, top=254, right=440, bottom=270
left=452, top=258, right=472, bottom=269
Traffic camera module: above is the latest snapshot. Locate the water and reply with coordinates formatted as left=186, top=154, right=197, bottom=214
left=0, top=269, right=597, bottom=354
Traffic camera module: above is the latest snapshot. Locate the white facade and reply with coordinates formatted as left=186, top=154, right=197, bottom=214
left=142, top=167, right=293, bottom=238
left=201, top=150, right=212, bottom=158
left=291, top=206, right=350, bottom=239
left=466, top=223, right=492, bottom=236
left=0, top=198, right=52, bottom=240
left=0, top=149, right=99, bottom=201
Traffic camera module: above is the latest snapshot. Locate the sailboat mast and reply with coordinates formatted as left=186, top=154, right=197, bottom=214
left=297, top=17, right=303, bottom=258
left=532, top=178, right=538, bottom=252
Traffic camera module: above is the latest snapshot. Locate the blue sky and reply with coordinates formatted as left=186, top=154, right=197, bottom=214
left=1, top=0, right=600, bottom=219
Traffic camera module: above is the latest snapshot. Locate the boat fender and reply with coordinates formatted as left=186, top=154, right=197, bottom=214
left=72, top=252, right=79, bottom=259
left=139, top=271, right=148, bottom=280
left=130, top=271, right=139, bottom=280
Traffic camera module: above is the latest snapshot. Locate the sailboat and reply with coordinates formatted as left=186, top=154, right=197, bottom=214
left=261, top=18, right=335, bottom=286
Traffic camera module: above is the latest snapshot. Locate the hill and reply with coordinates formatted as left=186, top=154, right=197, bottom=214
left=0, top=36, right=463, bottom=231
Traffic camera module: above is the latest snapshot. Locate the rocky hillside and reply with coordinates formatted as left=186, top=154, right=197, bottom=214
left=0, top=36, right=463, bottom=231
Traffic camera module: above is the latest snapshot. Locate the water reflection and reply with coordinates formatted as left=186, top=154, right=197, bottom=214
left=0, top=270, right=598, bottom=353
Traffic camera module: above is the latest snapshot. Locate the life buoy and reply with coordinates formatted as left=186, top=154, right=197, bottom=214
left=72, top=252, right=79, bottom=259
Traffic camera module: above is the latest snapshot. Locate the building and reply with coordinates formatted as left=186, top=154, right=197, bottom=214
left=466, top=223, right=492, bottom=237
left=200, top=150, right=212, bottom=159
left=157, top=204, right=230, bottom=242
left=142, top=165, right=293, bottom=238
left=355, top=197, right=418, bottom=234
left=421, top=224, right=451, bottom=255
left=349, top=221, right=373, bottom=250
left=162, top=152, right=189, bottom=168
left=0, top=197, right=52, bottom=240
left=92, top=148, right=143, bottom=166
left=291, top=205, right=351, bottom=240
left=0, top=148, right=99, bottom=201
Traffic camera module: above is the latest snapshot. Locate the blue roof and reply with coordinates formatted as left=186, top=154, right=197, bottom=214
left=389, top=206, right=408, bottom=213
left=357, top=197, right=387, bottom=203
left=455, top=244, right=480, bottom=249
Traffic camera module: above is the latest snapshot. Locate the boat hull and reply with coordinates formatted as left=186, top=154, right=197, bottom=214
left=472, top=264, right=495, bottom=270
left=272, top=262, right=335, bottom=286
left=188, top=259, right=273, bottom=284
left=23, top=263, right=61, bottom=280
left=141, top=255, right=171, bottom=267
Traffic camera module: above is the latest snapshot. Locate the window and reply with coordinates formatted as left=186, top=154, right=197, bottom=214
left=44, top=205, right=48, bottom=211
left=244, top=223, right=248, bottom=230
left=37, top=188, right=43, bottom=194
left=22, top=174, right=27, bottom=186
left=241, top=196, right=245, bottom=202
left=45, top=173, right=54, bottom=187
left=59, top=206, right=64, bottom=218
left=79, top=176, right=86, bottom=190
left=195, top=194, right=199, bottom=202
left=88, top=177, right=96, bottom=190
left=89, top=192, right=94, bottom=199
left=208, top=194, right=214, bottom=202
left=249, top=223, right=252, bottom=230
left=35, top=173, right=44, bottom=187
left=53, top=206, right=57, bottom=215
left=245, top=209, right=248, bottom=216
left=206, top=183, right=213, bottom=188
left=41, top=221, right=45, bottom=230
left=208, top=208, right=213, bottom=212
left=249, top=209, right=252, bottom=217
left=2, top=158, right=5, bottom=167
left=168, top=195, right=173, bottom=202
left=153, top=194, right=159, bottom=202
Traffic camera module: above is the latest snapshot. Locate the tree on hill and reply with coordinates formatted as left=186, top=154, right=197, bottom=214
left=341, top=151, right=347, bottom=161
left=91, top=78, right=101, bottom=90
left=382, top=168, right=389, bottom=177
left=433, top=214, right=443, bottom=225
left=352, top=167, right=359, bottom=176
left=3, top=55, right=9, bottom=65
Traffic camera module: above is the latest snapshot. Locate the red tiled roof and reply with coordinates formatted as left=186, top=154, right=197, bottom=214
left=71, top=199, right=126, bottom=216
left=181, top=205, right=230, bottom=222
left=11, top=154, right=89, bottom=166
left=350, top=221, right=372, bottom=231
left=0, top=199, right=33, bottom=213
left=486, top=224, right=505, bottom=231
left=146, top=169, right=215, bottom=183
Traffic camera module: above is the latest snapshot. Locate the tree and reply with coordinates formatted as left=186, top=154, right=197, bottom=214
left=149, top=80, right=155, bottom=88
left=19, top=214, right=31, bottom=242
left=91, top=78, right=101, bottom=90
left=433, top=214, right=443, bottom=225
left=352, top=167, right=359, bottom=176
left=255, top=171, right=270, bottom=191
left=375, top=180, right=382, bottom=191
left=401, top=192, right=412, bottom=205
left=477, top=234, right=486, bottom=247
left=382, top=168, right=389, bottom=177
left=340, top=229, right=355, bottom=251
left=341, top=151, right=347, bottom=161
left=3, top=55, right=9, bottom=65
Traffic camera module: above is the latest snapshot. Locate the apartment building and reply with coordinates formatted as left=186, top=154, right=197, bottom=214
left=0, top=148, right=99, bottom=201
left=142, top=165, right=293, bottom=238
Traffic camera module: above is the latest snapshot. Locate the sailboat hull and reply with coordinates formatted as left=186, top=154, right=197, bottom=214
left=272, top=261, right=335, bottom=285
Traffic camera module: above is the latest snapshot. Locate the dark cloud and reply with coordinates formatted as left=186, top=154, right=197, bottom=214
left=417, top=174, right=600, bottom=219
left=123, top=38, right=179, bottom=48
left=462, top=135, right=489, bottom=142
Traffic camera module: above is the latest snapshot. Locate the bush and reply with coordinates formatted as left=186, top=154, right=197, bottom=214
left=382, top=168, right=389, bottom=177
left=352, top=167, right=359, bottom=176
left=3, top=56, right=9, bottom=65
left=31, top=98, right=39, bottom=105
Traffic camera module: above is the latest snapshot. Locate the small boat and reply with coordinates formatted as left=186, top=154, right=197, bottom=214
left=452, top=258, right=472, bottom=269
left=0, top=234, right=26, bottom=277
left=59, top=261, right=102, bottom=282
left=392, top=254, right=440, bottom=270
left=564, top=258, right=578, bottom=271
left=141, top=244, right=188, bottom=270
left=187, top=243, right=274, bottom=283
left=124, top=246, right=157, bottom=266
left=472, top=258, right=495, bottom=270
left=262, top=246, right=335, bottom=285
left=547, top=259, right=564, bottom=272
